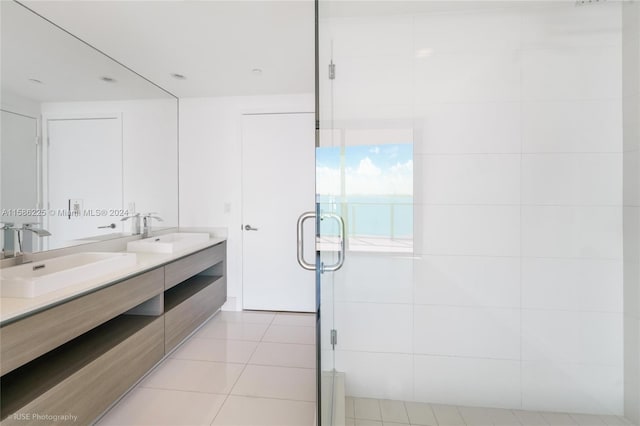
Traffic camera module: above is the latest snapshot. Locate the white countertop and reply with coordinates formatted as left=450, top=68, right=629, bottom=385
left=0, top=237, right=226, bottom=325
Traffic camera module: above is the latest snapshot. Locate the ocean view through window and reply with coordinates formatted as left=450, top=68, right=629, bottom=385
left=317, top=142, right=413, bottom=253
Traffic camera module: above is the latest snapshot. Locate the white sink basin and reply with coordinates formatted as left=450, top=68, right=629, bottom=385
left=0, top=252, right=137, bottom=298
left=126, top=232, right=210, bottom=254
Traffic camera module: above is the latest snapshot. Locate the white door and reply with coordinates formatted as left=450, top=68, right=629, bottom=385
left=242, top=112, right=315, bottom=312
left=46, top=117, right=122, bottom=249
left=0, top=111, right=39, bottom=250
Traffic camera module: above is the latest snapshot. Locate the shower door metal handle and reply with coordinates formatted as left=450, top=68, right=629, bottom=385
left=296, top=211, right=346, bottom=272
left=297, top=211, right=316, bottom=271
left=321, top=213, right=346, bottom=272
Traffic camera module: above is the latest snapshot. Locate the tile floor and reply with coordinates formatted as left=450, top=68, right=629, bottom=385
left=344, top=398, right=635, bottom=426
left=97, top=310, right=316, bottom=426
left=96, top=309, right=635, bottom=426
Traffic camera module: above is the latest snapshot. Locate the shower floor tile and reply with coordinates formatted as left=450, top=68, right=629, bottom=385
left=346, top=398, right=635, bottom=426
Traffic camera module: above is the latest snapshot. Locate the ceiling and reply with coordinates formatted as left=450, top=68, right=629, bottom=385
left=1, top=1, right=172, bottom=103
left=20, top=0, right=316, bottom=98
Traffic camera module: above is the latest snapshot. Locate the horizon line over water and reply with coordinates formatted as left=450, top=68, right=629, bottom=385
left=318, top=194, right=413, bottom=238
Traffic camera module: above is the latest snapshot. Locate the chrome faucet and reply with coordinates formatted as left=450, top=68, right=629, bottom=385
left=142, top=213, right=163, bottom=238
left=121, top=213, right=141, bottom=235
left=21, top=224, right=52, bottom=237
left=1, top=223, right=51, bottom=263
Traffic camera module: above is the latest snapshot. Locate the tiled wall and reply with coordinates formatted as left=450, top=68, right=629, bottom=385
left=323, top=1, right=625, bottom=415
left=623, top=2, right=640, bottom=424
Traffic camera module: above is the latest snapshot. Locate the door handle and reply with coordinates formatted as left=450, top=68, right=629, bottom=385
left=296, top=211, right=316, bottom=271
left=296, top=211, right=346, bottom=272
left=321, top=213, right=346, bottom=272
left=98, top=223, right=116, bottom=229
left=244, top=224, right=259, bottom=231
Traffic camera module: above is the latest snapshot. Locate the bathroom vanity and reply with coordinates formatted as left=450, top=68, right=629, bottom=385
left=0, top=238, right=226, bottom=425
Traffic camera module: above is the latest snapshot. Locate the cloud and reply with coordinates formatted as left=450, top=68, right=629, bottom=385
left=317, top=158, right=413, bottom=196
left=316, top=165, right=341, bottom=195
left=355, top=157, right=381, bottom=177
left=390, top=159, right=413, bottom=174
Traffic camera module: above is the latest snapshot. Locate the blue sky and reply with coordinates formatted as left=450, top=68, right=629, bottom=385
left=316, top=143, right=413, bottom=196
left=316, top=143, right=412, bottom=170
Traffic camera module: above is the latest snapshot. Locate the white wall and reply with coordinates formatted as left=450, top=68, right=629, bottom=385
left=40, top=99, right=179, bottom=229
left=322, top=1, right=624, bottom=415
left=178, top=94, right=314, bottom=310
left=623, top=2, right=640, bottom=424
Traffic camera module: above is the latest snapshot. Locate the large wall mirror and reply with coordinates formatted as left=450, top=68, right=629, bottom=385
left=0, top=1, right=179, bottom=254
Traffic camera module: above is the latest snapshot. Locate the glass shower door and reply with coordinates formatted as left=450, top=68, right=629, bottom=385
left=317, top=1, right=632, bottom=425
left=316, top=3, right=415, bottom=423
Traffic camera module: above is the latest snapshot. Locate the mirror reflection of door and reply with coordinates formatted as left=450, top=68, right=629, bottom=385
left=45, top=116, right=123, bottom=249
left=0, top=110, right=39, bottom=252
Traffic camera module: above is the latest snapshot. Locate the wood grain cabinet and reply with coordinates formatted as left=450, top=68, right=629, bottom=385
left=0, top=240, right=227, bottom=425
left=0, top=268, right=164, bottom=376
left=0, top=316, right=164, bottom=426
left=165, top=276, right=226, bottom=352
left=165, top=244, right=225, bottom=290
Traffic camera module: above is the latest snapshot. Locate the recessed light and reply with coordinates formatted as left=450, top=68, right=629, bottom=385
left=251, top=68, right=263, bottom=75
left=100, top=76, right=117, bottom=83
left=28, top=78, right=43, bottom=84
left=171, top=73, right=187, bottom=80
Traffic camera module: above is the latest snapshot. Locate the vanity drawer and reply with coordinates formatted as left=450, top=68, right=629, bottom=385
left=0, top=267, right=164, bottom=376
left=164, top=244, right=225, bottom=290
left=1, top=316, right=164, bottom=426
left=165, top=276, right=226, bottom=353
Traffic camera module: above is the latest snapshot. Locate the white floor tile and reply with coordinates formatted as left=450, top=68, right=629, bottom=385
left=272, top=312, right=315, bottom=327
left=513, top=410, right=549, bottom=426
left=262, top=324, right=315, bottom=344
left=140, top=359, right=243, bottom=394
left=355, top=398, right=382, bottom=421
left=231, top=364, right=315, bottom=401
left=346, top=398, right=628, bottom=426
left=459, top=406, right=493, bottom=425
left=196, top=320, right=269, bottom=341
left=101, top=308, right=629, bottom=426
left=599, top=415, right=632, bottom=426
left=379, top=400, right=409, bottom=424
left=542, top=412, right=579, bottom=426
left=211, top=395, right=315, bottom=426
left=487, top=408, right=521, bottom=426
left=355, top=420, right=383, bottom=426
left=215, top=310, right=276, bottom=324
left=571, top=414, right=607, bottom=425
left=404, top=401, right=438, bottom=426
left=99, top=310, right=317, bottom=426
left=97, top=387, right=225, bottom=426
left=431, top=404, right=465, bottom=426
left=170, top=337, right=258, bottom=364
left=249, top=341, right=315, bottom=368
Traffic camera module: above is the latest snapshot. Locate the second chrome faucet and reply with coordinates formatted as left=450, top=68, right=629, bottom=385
left=121, top=213, right=163, bottom=238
